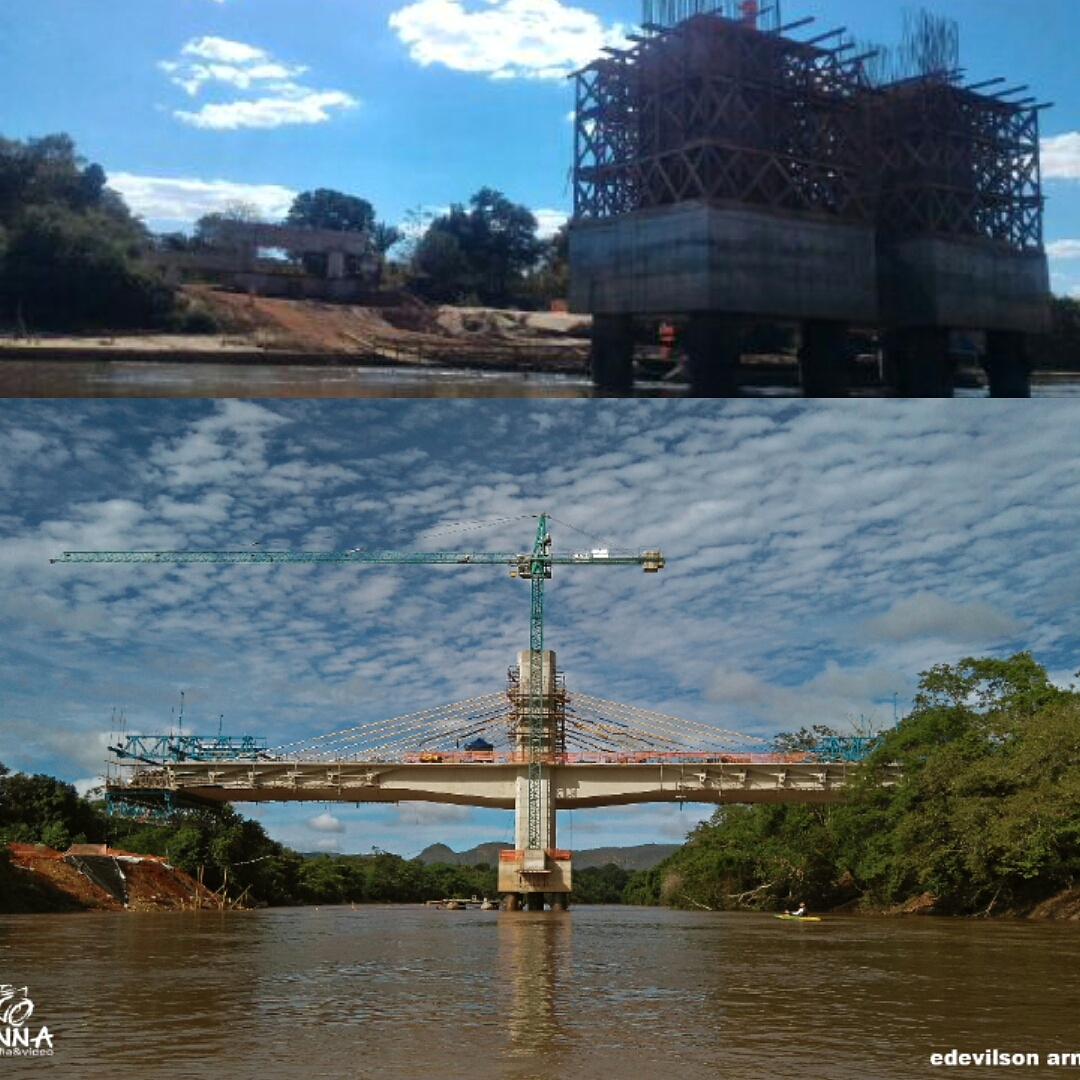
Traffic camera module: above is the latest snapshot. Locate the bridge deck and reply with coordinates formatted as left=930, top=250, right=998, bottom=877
left=110, top=759, right=898, bottom=809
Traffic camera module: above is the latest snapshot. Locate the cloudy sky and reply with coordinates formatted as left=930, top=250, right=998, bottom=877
left=1, top=400, right=1077, bottom=857
left=1, top=0, right=1078, bottom=291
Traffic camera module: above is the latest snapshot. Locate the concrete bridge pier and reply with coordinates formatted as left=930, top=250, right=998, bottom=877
left=590, top=315, right=635, bottom=394
left=686, top=313, right=741, bottom=397
left=985, top=331, right=1032, bottom=398
left=498, top=651, right=572, bottom=910
left=799, top=320, right=851, bottom=397
left=887, top=327, right=956, bottom=397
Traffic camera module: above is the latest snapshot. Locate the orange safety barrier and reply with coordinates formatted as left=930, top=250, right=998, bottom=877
left=403, top=751, right=814, bottom=766
left=499, top=850, right=525, bottom=862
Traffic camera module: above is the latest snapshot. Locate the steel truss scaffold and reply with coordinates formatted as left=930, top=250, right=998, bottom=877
left=869, top=79, right=1044, bottom=251
left=574, top=13, right=870, bottom=223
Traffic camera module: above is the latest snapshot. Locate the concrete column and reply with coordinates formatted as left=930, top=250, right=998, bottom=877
left=549, top=893, right=568, bottom=912
left=799, top=320, right=850, bottom=397
left=686, top=314, right=741, bottom=397
left=590, top=315, right=635, bottom=394
left=513, top=775, right=555, bottom=853
left=984, top=331, right=1032, bottom=398
left=502, top=893, right=520, bottom=912
left=886, top=327, right=955, bottom=397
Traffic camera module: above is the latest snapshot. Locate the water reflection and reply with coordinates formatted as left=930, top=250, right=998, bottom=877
left=1, top=358, right=1077, bottom=397
left=0, top=360, right=601, bottom=398
left=498, top=912, right=571, bottom=1062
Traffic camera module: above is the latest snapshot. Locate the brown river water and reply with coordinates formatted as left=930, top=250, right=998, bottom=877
left=2, top=905, right=1077, bottom=1079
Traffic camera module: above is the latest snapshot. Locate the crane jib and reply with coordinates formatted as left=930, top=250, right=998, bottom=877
left=53, top=550, right=664, bottom=570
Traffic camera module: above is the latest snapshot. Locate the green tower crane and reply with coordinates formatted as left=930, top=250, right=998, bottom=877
left=53, top=515, right=664, bottom=851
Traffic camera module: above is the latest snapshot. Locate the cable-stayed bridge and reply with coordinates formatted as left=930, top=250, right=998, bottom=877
left=106, top=652, right=894, bottom=910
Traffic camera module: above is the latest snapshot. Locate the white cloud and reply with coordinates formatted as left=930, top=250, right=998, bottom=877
left=161, top=36, right=358, bottom=130
left=307, top=812, right=346, bottom=833
left=175, top=91, right=358, bottom=131
left=860, top=592, right=1017, bottom=644
left=1042, top=132, right=1080, bottom=180
left=1047, top=239, right=1080, bottom=259
left=182, top=35, right=269, bottom=65
left=106, top=172, right=297, bottom=227
left=533, top=208, right=568, bottom=239
left=388, top=0, right=627, bottom=80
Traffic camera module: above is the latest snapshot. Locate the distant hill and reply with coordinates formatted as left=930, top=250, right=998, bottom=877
left=415, top=842, right=678, bottom=871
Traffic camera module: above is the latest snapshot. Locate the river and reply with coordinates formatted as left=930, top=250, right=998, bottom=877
left=2, top=905, right=1077, bottom=1079
left=1, top=359, right=1078, bottom=397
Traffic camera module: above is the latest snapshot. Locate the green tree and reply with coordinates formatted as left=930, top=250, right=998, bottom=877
left=522, top=224, right=569, bottom=307
left=412, top=187, right=544, bottom=306
left=287, top=188, right=376, bottom=234
left=0, top=766, right=105, bottom=847
left=0, top=132, right=180, bottom=330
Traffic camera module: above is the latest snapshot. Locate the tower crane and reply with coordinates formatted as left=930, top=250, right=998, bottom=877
left=53, top=514, right=664, bottom=852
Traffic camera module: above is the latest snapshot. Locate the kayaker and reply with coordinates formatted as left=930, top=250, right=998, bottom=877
left=786, top=902, right=808, bottom=917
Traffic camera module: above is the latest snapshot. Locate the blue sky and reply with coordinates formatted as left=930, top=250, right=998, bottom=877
left=2, top=400, right=1078, bottom=857
left=1, top=0, right=1079, bottom=292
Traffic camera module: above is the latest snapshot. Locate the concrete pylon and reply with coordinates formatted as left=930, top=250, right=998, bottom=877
left=499, top=650, right=571, bottom=910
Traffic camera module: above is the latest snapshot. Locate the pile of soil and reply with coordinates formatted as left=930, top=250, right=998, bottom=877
left=2, top=843, right=222, bottom=914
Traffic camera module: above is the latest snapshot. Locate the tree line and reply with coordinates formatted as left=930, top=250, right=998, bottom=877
left=0, top=761, right=643, bottom=907
left=0, top=131, right=568, bottom=332
left=633, top=653, right=1080, bottom=916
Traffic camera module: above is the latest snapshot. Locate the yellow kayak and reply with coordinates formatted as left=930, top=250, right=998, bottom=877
left=775, top=914, right=821, bottom=921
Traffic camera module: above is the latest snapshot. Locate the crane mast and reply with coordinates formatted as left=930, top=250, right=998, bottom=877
left=54, top=517, right=664, bottom=854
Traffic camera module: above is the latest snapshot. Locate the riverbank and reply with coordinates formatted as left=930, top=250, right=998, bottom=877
left=0, top=286, right=593, bottom=375
left=1, top=843, right=227, bottom=913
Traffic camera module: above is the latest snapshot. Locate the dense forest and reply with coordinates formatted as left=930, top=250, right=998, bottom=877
left=3, top=654, right=1076, bottom=915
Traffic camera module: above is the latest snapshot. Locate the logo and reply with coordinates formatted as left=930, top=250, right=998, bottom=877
left=0, top=985, right=53, bottom=1057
